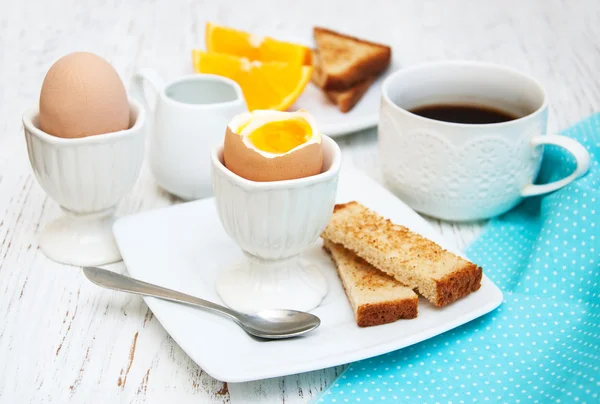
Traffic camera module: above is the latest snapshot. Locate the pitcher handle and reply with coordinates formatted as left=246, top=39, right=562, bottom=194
left=130, top=68, right=164, bottom=114
left=521, top=134, right=590, bottom=197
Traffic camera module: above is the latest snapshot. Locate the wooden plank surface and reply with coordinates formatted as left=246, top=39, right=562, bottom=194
left=1, top=0, right=599, bottom=402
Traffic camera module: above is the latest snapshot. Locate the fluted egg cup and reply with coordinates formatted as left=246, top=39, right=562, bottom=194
left=22, top=99, right=146, bottom=266
left=211, top=135, right=341, bottom=313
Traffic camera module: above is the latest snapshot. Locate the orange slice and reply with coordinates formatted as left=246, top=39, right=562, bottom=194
left=192, top=50, right=312, bottom=111
left=205, top=22, right=312, bottom=66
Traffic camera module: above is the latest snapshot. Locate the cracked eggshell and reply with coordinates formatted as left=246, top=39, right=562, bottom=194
left=223, top=126, right=323, bottom=182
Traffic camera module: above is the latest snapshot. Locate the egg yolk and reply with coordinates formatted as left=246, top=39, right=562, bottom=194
left=247, top=118, right=312, bottom=154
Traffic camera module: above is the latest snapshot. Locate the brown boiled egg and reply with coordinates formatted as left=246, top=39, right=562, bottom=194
left=224, top=110, right=324, bottom=182
left=39, top=52, right=129, bottom=138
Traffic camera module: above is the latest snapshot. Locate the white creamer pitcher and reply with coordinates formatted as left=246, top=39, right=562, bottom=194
left=132, top=69, right=247, bottom=200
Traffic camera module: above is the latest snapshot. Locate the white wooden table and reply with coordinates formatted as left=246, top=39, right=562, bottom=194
left=1, top=0, right=599, bottom=402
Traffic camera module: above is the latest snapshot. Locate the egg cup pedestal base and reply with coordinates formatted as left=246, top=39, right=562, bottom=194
left=216, top=253, right=328, bottom=313
left=40, top=208, right=121, bottom=266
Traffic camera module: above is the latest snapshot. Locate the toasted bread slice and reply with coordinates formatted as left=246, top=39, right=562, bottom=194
left=324, top=77, right=375, bottom=113
left=312, top=50, right=376, bottom=112
left=312, top=27, right=391, bottom=90
left=323, top=240, right=418, bottom=326
left=321, top=202, right=483, bottom=307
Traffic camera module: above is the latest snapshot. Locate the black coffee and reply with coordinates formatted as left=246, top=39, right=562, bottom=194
left=410, top=104, right=518, bottom=124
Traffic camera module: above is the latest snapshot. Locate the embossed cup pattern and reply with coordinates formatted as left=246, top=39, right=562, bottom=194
left=379, top=101, right=546, bottom=221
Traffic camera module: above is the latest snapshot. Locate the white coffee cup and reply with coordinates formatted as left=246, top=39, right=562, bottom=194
left=379, top=61, right=590, bottom=221
left=132, top=69, right=247, bottom=200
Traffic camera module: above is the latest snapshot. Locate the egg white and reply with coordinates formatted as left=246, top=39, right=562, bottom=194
left=228, top=110, right=321, bottom=158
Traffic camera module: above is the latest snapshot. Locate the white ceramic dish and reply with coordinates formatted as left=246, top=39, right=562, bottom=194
left=112, top=167, right=503, bottom=383
left=290, top=59, right=399, bottom=138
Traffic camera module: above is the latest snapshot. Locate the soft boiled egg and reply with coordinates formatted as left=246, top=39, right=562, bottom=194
left=223, top=110, right=323, bottom=182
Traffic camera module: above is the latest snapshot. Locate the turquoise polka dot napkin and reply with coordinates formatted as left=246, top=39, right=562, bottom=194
left=317, top=114, right=600, bottom=403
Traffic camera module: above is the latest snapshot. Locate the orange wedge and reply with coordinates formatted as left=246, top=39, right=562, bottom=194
left=205, top=22, right=312, bottom=66
left=192, top=50, right=312, bottom=111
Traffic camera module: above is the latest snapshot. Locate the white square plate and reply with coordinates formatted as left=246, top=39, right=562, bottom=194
left=113, top=167, right=503, bottom=383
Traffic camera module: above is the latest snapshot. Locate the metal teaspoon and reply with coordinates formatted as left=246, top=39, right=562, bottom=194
left=83, top=266, right=321, bottom=340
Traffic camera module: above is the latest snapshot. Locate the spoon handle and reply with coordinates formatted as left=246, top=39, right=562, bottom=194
left=82, top=267, right=239, bottom=320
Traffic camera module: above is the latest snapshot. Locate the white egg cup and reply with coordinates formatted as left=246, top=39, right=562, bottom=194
left=23, top=99, right=146, bottom=266
left=211, top=135, right=341, bottom=313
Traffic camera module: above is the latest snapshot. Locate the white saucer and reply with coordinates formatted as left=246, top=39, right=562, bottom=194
left=112, top=167, right=503, bottom=382
left=290, top=59, right=400, bottom=137
left=280, top=34, right=399, bottom=137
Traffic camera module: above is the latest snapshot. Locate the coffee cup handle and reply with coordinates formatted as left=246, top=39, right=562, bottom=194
left=521, top=135, right=590, bottom=197
left=130, top=68, right=164, bottom=113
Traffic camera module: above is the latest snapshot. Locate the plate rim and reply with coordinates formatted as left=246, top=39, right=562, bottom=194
left=136, top=277, right=502, bottom=382
left=322, top=113, right=378, bottom=137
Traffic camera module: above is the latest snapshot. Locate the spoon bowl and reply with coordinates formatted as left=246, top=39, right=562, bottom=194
left=240, top=310, right=321, bottom=339
left=83, top=266, right=321, bottom=340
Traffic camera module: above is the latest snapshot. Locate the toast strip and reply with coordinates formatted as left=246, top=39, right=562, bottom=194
left=312, top=50, right=376, bottom=113
left=321, top=202, right=482, bottom=307
left=313, top=27, right=391, bottom=90
left=324, top=77, right=376, bottom=113
left=323, top=240, right=418, bottom=326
